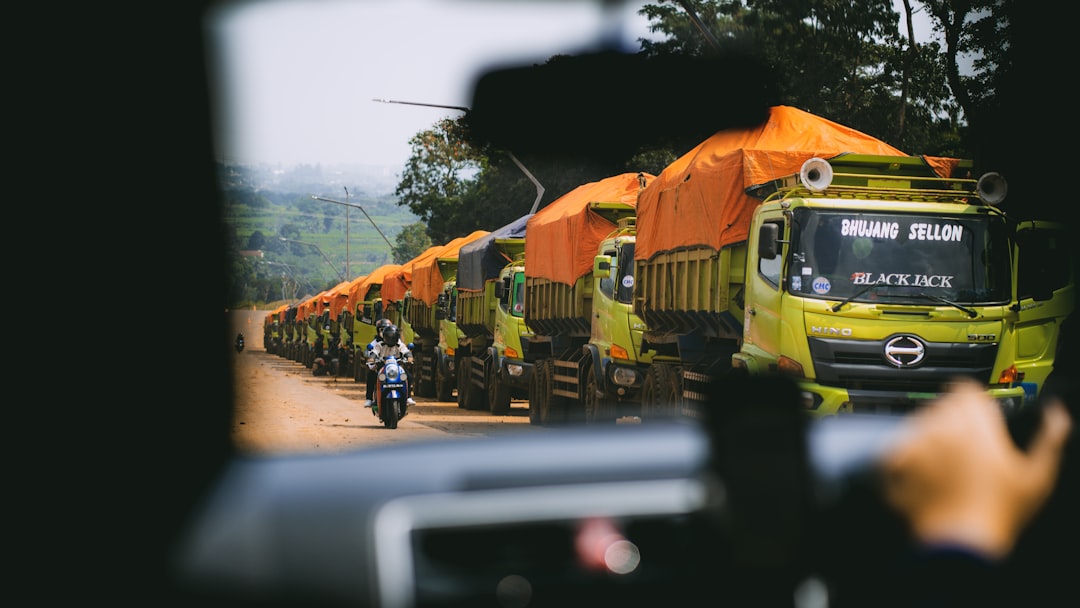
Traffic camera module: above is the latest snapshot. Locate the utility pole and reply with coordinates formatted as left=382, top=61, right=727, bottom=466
left=279, top=237, right=345, bottom=283
left=311, top=195, right=395, bottom=252
left=344, top=186, right=351, bottom=279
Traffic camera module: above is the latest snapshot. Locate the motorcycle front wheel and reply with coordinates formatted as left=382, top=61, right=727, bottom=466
left=382, top=397, right=399, bottom=429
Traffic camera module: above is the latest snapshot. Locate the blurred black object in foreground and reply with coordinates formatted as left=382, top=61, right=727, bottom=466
left=466, top=50, right=779, bottom=162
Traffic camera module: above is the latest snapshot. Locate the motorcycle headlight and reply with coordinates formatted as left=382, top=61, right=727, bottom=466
left=385, top=365, right=400, bottom=381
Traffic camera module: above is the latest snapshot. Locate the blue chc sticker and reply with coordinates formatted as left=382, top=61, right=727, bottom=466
left=812, top=277, right=831, bottom=294
left=621, top=275, right=634, bottom=288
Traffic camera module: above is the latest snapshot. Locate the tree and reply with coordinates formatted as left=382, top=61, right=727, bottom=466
left=392, top=222, right=432, bottom=264
left=394, top=118, right=485, bottom=244
left=246, top=230, right=267, bottom=251
left=638, top=1, right=964, bottom=157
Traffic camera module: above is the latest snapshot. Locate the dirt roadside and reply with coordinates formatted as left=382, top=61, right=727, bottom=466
left=228, top=308, right=540, bottom=456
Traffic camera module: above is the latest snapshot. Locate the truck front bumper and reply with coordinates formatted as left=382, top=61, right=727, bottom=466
left=800, top=382, right=1029, bottom=416
left=500, top=359, right=533, bottom=390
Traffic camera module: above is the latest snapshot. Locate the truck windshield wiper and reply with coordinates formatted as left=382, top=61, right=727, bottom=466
left=916, top=293, right=978, bottom=318
left=830, top=282, right=886, bottom=312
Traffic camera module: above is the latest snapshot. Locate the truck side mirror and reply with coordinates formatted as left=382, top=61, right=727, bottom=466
left=497, top=276, right=512, bottom=302
left=593, top=255, right=613, bottom=277
left=374, top=300, right=383, bottom=318
left=494, top=281, right=505, bottom=298
left=758, top=223, right=779, bottom=259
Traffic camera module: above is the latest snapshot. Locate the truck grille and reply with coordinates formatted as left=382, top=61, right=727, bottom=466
left=808, top=336, right=999, bottom=394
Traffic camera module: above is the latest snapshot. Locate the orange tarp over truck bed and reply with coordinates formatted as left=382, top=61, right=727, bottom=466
left=350, top=264, right=401, bottom=310
left=410, top=230, right=489, bottom=305
left=526, top=173, right=654, bottom=286
left=343, top=275, right=367, bottom=314
left=635, top=105, right=914, bottom=262
left=322, top=280, right=352, bottom=317
left=383, top=247, right=442, bottom=305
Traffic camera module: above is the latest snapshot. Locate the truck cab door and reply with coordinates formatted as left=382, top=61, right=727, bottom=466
left=1011, top=221, right=1076, bottom=388
left=741, top=215, right=786, bottom=372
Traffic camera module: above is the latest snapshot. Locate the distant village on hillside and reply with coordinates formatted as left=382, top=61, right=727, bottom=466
left=216, top=161, right=401, bottom=197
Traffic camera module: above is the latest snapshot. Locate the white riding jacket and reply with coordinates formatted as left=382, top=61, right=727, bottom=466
left=367, top=339, right=412, bottom=365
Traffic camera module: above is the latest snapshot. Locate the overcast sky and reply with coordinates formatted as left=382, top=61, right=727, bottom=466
left=205, top=0, right=664, bottom=170
left=205, top=0, right=934, bottom=172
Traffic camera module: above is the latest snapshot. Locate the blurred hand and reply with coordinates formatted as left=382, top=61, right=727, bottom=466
left=880, top=379, right=1072, bottom=558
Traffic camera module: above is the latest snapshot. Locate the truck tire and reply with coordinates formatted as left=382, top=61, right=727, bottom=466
left=456, top=360, right=469, bottom=408
left=462, top=358, right=485, bottom=410
left=435, top=358, right=454, bottom=402
left=583, top=364, right=617, bottom=424
left=529, top=359, right=568, bottom=426
left=487, top=359, right=511, bottom=415
left=528, top=359, right=548, bottom=425
left=641, top=365, right=678, bottom=422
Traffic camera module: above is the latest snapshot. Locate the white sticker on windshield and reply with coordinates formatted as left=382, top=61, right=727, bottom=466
left=812, top=277, right=831, bottom=294
left=621, top=275, right=634, bottom=288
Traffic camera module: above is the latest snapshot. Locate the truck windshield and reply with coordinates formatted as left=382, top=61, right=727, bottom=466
left=787, top=209, right=1011, bottom=305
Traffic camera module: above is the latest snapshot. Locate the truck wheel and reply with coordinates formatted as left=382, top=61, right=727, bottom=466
left=528, top=359, right=548, bottom=425
left=641, top=365, right=678, bottom=422
left=487, top=359, right=511, bottom=415
left=466, top=359, right=487, bottom=410
left=456, top=360, right=469, bottom=408
left=435, top=360, right=454, bottom=402
left=543, top=360, right=569, bottom=425
left=584, top=364, right=616, bottom=424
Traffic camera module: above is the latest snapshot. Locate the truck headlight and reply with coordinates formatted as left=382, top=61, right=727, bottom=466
left=611, top=367, right=638, bottom=386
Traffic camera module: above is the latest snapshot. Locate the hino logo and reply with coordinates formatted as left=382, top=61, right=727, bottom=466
left=810, top=326, right=853, bottom=337
left=883, top=334, right=926, bottom=368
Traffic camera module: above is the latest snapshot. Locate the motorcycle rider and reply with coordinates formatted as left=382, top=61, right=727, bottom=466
left=365, top=320, right=415, bottom=407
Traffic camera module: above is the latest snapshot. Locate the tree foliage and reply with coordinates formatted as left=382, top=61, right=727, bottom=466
left=394, top=118, right=486, bottom=244
left=392, top=222, right=433, bottom=264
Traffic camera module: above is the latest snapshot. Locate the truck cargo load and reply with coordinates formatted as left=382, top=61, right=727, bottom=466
left=635, top=104, right=916, bottom=261
left=525, top=172, right=653, bottom=335
left=403, top=231, right=489, bottom=397
left=410, top=230, right=489, bottom=306
left=633, top=105, right=958, bottom=340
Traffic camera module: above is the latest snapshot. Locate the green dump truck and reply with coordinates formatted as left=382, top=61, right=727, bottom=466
left=523, top=173, right=655, bottom=425
left=403, top=231, right=489, bottom=399
left=456, top=214, right=533, bottom=413
left=632, top=106, right=1074, bottom=416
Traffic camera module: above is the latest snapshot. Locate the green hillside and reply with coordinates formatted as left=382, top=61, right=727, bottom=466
left=219, top=162, right=419, bottom=308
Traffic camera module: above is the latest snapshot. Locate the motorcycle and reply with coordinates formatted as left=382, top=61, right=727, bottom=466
left=234, top=332, right=244, bottom=353
left=370, top=354, right=410, bottom=429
